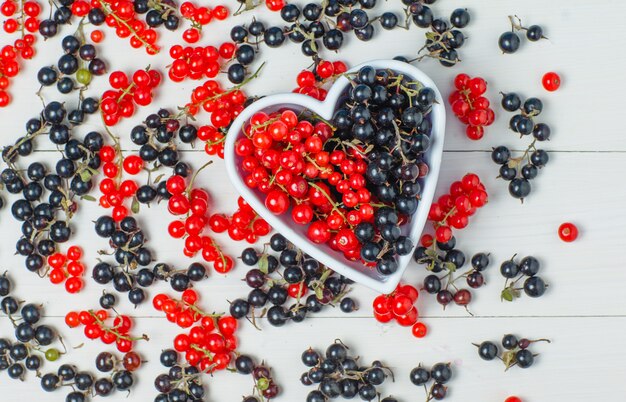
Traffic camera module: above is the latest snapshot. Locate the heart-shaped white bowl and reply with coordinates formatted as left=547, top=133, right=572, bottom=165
left=224, top=60, right=445, bottom=294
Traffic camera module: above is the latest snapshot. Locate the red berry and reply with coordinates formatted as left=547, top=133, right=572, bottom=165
left=65, top=312, right=80, bottom=327
left=65, top=277, right=84, bottom=293
left=468, top=77, right=487, bottom=96
left=392, top=294, right=413, bottom=316
left=397, top=284, right=419, bottom=302
left=307, top=221, right=331, bottom=244
left=454, top=73, right=470, bottom=90
left=264, top=189, right=289, bottom=214
left=558, top=222, right=578, bottom=242
left=395, top=307, right=418, bottom=326
left=435, top=226, right=452, bottom=243
left=372, top=295, right=390, bottom=315
left=466, top=125, right=484, bottom=140
left=505, top=398, right=522, bottom=402
left=412, top=322, right=428, bottom=338
left=123, top=155, right=143, bottom=175
left=374, top=311, right=393, bottom=323
left=542, top=72, right=560, bottom=91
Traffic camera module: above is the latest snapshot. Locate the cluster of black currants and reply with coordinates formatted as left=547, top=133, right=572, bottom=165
left=230, top=233, right=357, bottom=328
left=475, top=334, right=550, bottom=370
left=38, top=34, right=106, bottom=94
left=154, top=349, right=206, bottom=402
left=134, top=0, right=180, bottom=31
left=498, top=16, right=546, bottom=54
left=38, top=0, right=76, bottom=39
left=492, top=92, right=550, bottom=201
left=334, top=66, right=435, bottom=274
left=228, top=1, right=406, bottom=84
left=0, top=274, right=61, bottom=380
left=41, top=351, right=136, bottom=401
left=41, top=361, right=127, bottom=402
left=92, top=213, right=208, bottom=304
left=409, top=6, right=471, bottom=67
left=3, top=101, right=103, bottom=274
left=500, top=255, right=547, bottom=302
left=409, top=362, right=452, bottom=401
left=300, top=341, right=394, bottom=402
left=131, top=108, right=198, bottom=195
left=234, top=354, right=280, bottom=401
left=414, top=236, right=490, bottom=311
left=503, top=93, right=551, bottom=142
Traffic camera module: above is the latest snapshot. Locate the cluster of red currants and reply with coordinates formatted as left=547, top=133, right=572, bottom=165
left=179, top=2, right=229, bottom=44
left=185, top=79, right=246, bottom=121
left=2, top=0, right=41, bottom=35
left=424, top=173, right=488, bottom=245
left=101, top=68, right=161, bottom=125
left=293, top=59, right=348, bottom=101
left=448, top=74, right=495, bottom=140
left=65, top=309, right=148, bottom=353
left=153, top=290, right=238, bottom=373
left=165, top=174, right=235, bottom=273
left=168, top=42, right=234, bottom=81
left=372, top=283, right=428, bottom=338
left=73, top=0, right=160, bottom=54
left=46, top=245, right=85, bottom=294
left=0, top=42, right=29, bottom=107
left=98, top=145, right=144, bottom=221
left=237, top=109, right=383, bottom=262
left=208, top=196, right=272, bottom=244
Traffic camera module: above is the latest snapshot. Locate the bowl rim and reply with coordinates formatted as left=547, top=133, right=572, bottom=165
left=224, top=59, right=446, bottom=294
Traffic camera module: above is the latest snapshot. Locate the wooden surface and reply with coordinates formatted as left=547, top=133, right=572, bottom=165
left=1, top=1, right=625, bottom=401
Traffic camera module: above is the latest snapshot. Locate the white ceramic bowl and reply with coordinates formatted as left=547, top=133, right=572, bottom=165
left=224, top=60, right=445, bottom=294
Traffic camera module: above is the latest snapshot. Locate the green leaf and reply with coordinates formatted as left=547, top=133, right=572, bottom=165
left=79, top=169, right=93, bottom=183
left=501, top=288, right=513, bottom=302
left=80, top=195, right=96, bottom=202
left=154, top=173, right=164, bottom=184
left=502, top=350, right=516, bottom=369
left=258, top=255, right=268, bottom=275
left=443, top=262, right=457, bottom=272
left=131, top=197, right=140, bottom=214
left=425, top=249, right=439, bottom=258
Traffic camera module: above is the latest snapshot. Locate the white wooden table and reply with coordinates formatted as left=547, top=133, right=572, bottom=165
left=1, top=1, right=625, bottom=401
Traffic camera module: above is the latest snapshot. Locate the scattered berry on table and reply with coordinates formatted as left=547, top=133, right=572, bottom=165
left=499, top=15, right=547, bottom=54
left=542, top=71, right=561, bottom=91
left=494, top=91, right=552, bottom=201
left=229, top=234, right=357, bottom=328
left=300, top=340, right=393, bottom=401
left=499, top=255, right=548, bottom=301
left=558, top=222, right=578, bottom=242
left=449, top=74, right=496, bottom=140
left=410, top=362, right=453, bottom=401
left=474, top=334, right=550, bottom=370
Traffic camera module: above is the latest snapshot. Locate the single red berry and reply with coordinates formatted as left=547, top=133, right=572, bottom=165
left=264, top=189, right=289, bottom=214
left=65, top=312, right=80, bottom=327
left=395, top=307, right=418, bottom=326
left=542, top=72, right=561, bottom=91
left=558, top=222, right=578, bottom=242
left=67, top=245, right=83, bottom=260
left=391, top=294, right=414, bottom=316
left=412, top=322, right=428, bottom=338
left=65, top=277, right=83, bottom=293
left=435, top=226, right=452, bottom=243
left=505, top=397, right=522, bottom=402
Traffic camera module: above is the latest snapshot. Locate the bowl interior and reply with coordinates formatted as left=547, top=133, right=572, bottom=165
left=224, top=60, right=445, bottom=293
